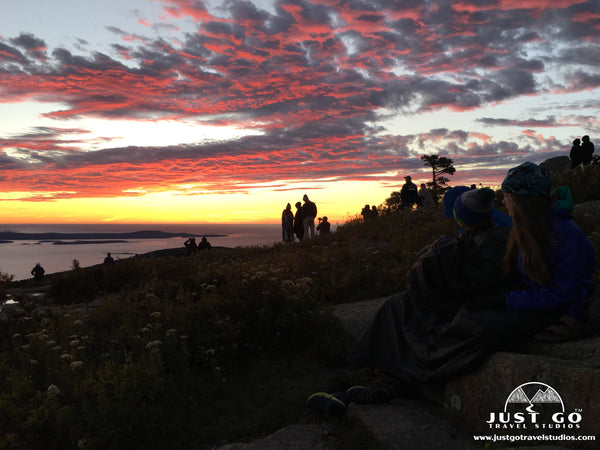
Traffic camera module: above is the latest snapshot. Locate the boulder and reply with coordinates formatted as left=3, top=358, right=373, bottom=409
left=333, top=297, right=387, bottom=338
left=444, top=337, right=600, bottom=439
left=540, top=156, right=571, bottom=174
left=216, top=424, right=333, bottom=449
left=574, top=200, right=600, bottom=223
left=334, top=297, right=600, bottom=445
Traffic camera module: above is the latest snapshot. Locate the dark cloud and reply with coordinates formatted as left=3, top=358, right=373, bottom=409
left=477, top=117, right=560, bottom=127
left=9, top=32, right=47, bottom=60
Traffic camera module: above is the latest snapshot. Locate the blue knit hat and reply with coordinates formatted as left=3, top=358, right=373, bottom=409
left=442, top=186, right=471, bottom=218
left=453, top=188, right=496, bottom=227
left=501, top=162, right=551, bottom=197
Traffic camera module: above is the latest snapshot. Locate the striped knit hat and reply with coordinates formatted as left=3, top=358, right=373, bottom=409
left=453, top=188, right=496, bottom=227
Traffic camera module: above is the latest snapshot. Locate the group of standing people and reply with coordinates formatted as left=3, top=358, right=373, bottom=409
left=570, top=135, right=595, bottom=168
left=361, top=205, right=379, bottom=221
left=282, top=194, right=329, bottom=242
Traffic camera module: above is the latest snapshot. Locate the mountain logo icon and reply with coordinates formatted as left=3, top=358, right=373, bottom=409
left=504, top=382, right=564, bottom=412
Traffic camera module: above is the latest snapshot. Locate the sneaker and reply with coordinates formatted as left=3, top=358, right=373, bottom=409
left=306, top=391, right=349, bottom=414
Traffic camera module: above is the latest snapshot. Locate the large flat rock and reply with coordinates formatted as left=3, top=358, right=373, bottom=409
left=334, top=297, right=600, bottom=447
left=216, top=424, right=333, bottom=450
left=444, top=338, right=600, bottom=439
left=347, top=398, right=479, bottom=449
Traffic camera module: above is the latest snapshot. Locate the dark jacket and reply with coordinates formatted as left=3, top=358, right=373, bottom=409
left=302, top=200, right=317, bottom=217
left=505, top=211, right=595, bottom=319
left=400, top=181, right=418, bottom=203
left=581, top=141, right=594, bottom=165
left=293, top=209, right=304, bottom=240
left=504, top=187, right=595, bottom=319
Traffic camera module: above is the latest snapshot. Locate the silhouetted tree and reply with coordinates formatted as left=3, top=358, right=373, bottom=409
left=384, top=191, right=402, bottom=213
left=421, top=154, right=456, bottom=203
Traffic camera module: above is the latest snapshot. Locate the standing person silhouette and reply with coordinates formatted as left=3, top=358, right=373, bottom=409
left=400, top=175, right=418, bottom=211
left=570, top=138, right=582, bottom=169
left=581, top=135, right=594, bottom=166
left=281, top=203, right=294, bottom=242
left=302, top=194, right=317, bottom=239
left=371, top=205, right=379, bottom=219
left=418, top=183, right=435, bottom=208
left=293, top=201, right=304, bottom=241
left=361, top=204, right=371, bottom=222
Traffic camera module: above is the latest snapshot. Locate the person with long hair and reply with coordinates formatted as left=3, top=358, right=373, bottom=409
left=493, top=162, right=595, bottom=326
left=307, top=164, right=595, bottom=412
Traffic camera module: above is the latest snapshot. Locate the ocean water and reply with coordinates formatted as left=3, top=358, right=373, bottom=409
left=0, top=223, right=281, bottom=281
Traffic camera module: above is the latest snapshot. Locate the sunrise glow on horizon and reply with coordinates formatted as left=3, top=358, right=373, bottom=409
left=1, top=0, right=599, bottom=225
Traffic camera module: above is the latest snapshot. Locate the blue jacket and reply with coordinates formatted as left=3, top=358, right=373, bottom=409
left=505, top=210, right=595, bottom=319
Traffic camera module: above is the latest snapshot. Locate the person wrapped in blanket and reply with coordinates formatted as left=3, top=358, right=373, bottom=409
left=308, top=163, right=595, bottom=412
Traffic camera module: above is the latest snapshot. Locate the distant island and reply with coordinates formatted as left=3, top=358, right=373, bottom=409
left=48, top=240, right=130, bottom=245
left=0, top=230, right=227, bottom=242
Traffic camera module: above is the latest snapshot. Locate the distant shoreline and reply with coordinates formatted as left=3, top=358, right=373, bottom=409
left=0, top=230, right=227, bottom=241
left=49, top=240, right=129, bottom=245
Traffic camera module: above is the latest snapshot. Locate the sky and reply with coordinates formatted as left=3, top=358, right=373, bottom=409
left=1, top=0, right=599, bottom=224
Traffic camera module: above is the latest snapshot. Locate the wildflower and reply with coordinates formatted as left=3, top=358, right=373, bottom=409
left=47, top=340, right=56, bottom=347
left=37, top=334, right=49, bottom=341
left=11, top=333, right=21, bottom=340
left=140, top=327, right=151, bottom=334
left=78, top=439, right=87, bottom=449
left=47, top=384, right=61, bottom=399
left=69, top=340, right=80, bottom=347
left=60, top=353, right=74, bottom=361
left=70, top=361, right=84, bottom=370
left=206, top=284, right=216, bottom=291
left=73, top=320, right=83, bottom=326
left=281, top=279, right=295, bottom=290
left=150, top=311, right=162, bottom=319
left=166, top=329, right=177, bottom=337
left=30, top=359, right=39, bottom=365
left=180, top=335, right=189, bottom=341
left=146, top=340, right=162, bottom=349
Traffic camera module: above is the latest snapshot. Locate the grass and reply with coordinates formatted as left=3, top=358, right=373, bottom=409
left=0, top=208, right=457, bottom=449
left=1, top=167, right=599, bottom=449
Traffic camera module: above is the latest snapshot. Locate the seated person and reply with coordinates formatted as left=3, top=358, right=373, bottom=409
left=316, top=216, right=331, bottom=235
left=308, top=166, right=595, bottom=412
left=198, top=236, right=211, bottom=250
